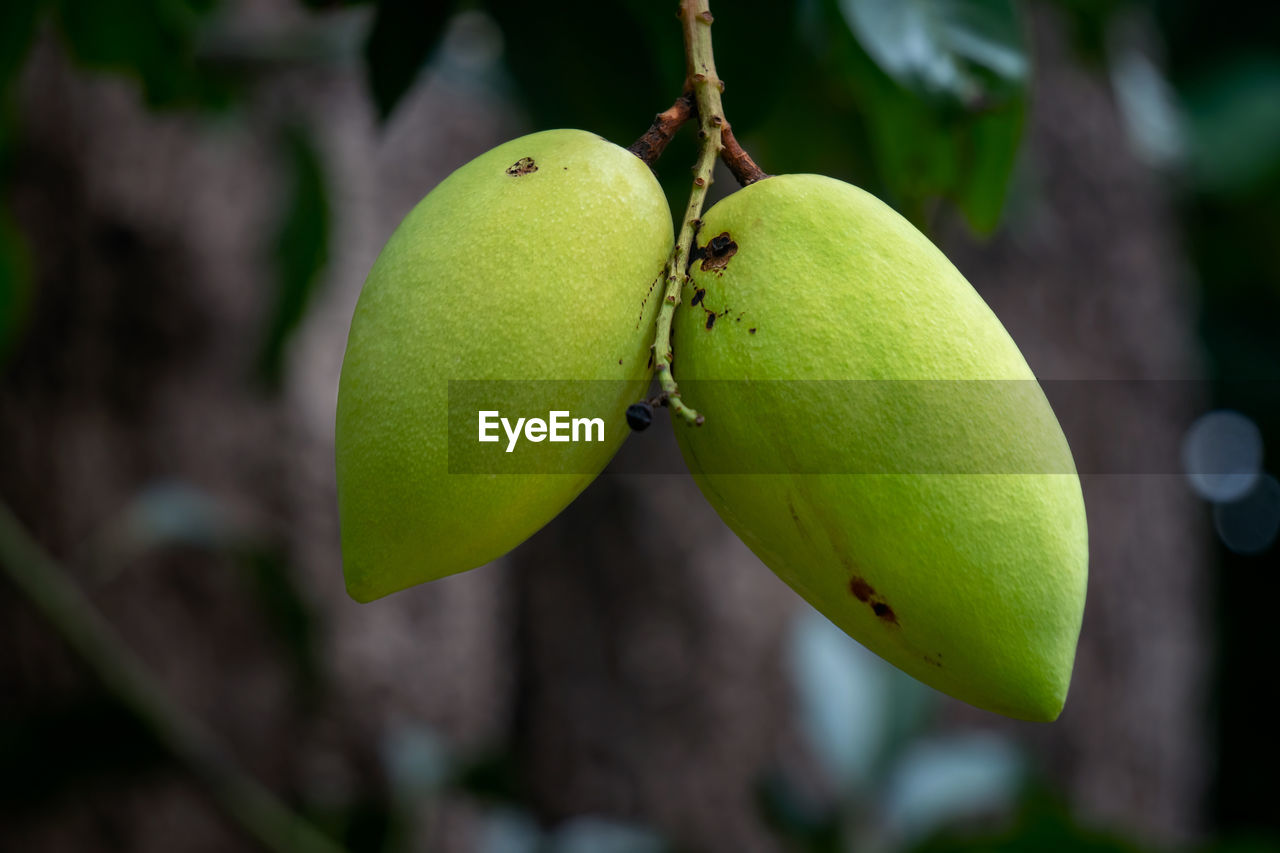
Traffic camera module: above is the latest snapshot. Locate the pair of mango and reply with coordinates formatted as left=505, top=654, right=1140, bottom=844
left=335, top=129, right=1087, bottom=721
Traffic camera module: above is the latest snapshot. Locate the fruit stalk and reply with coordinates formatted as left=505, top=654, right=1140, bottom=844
left=628, top=89, right=695, bottom=165
left=650, top=0, right=728, bottom=426
left=720, top=122, right=768, bottom=186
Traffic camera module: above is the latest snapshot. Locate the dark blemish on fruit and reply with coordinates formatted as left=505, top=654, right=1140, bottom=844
left=618, top=358, right=623, bottom=365
left=691, top=288, right=706, bottom=307
left=636, top=275, right=660, bottom=328
left=749, top=328, right=757, bottom=334
left=647, top=349, right=654, bottom=368
left=506, top=157, right=537, bottom=176
left=923, top=654, right=942, bottom=668
left=705, top=313, right=716, bottom=330
left=699, top=232, right=737, bottom=272
left=849, top=577, right=874, bottom=602
left=872, top=602, right=897, bottom=623
left=786, top=498, right=814, bottom=543
left=849, top=576, right=899, bottom=625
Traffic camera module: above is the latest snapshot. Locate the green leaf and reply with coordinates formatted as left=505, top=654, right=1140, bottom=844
left=244, top=547, right=322, bottom=703
left=753, top=770, right=842, bottom=851
left=363, top=0, right=457, bottom=121
left=808, top=0, right=1026, bottom=234
left=952, top=98, right=1025, bottom=232
left=911, top=789, right=1154, bottom=853
left=1183, top=54, right=1280, bottom=196
left=54, top=0, right=228, bottom=108
left=1044, top=0, right=1131, bottom=64
left=838, top=0, right=1027, bottom=105
left=258, top=128, right=329, bottom=388
left=0, top=0, right=46, bottom=94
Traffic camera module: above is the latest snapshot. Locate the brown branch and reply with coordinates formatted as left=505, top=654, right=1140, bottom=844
left=628, top=90, right=696, bottom=165
left=719, top=122, right=768, bottom=186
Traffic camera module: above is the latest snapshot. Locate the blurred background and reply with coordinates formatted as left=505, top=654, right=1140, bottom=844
left=2, top=0, right=1278, bottom=851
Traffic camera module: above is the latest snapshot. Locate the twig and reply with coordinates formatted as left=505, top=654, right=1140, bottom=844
left=649, top=0, right=734, bottom=427
left=720, top=122, right=768, bottom=186
left=0, top=503, right=346, bottom=853
left=628, top=90, right=696, bottom=165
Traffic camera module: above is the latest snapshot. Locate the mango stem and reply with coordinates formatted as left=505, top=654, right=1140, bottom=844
left=648, top=0, right=730, bottom=427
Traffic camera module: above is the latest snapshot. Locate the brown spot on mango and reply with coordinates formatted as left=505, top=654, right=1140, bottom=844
left=506, top=157, right=538, bottom=176
left=849, top=577, right=874, bottom=602
left=849, top=575, right=899, bottom=626
left=698, top=232, right=738, bottom=272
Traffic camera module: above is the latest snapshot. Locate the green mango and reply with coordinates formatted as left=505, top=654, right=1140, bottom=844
left=337, top=129, right=671, bottom=602
left=672, top=174, right=1087, bottom=720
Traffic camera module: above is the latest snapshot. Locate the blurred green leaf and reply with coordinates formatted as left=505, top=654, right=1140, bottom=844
left=54, top=0, right=229, bottom=108
left=838, top=0, right=1027, bottom=104
left=333, top=797, right=400, bottom=853
left=259, top=127, right=329, bottom=388
left=1045, top=0, right=1131, bottom=64
left=754, top=769, right=842, bottom=852
left=953, top=98, right=1025, bottom=232
left=364, top=0, right=457, bottom=121
left=245, top=547, right=323, bottom=703
left=1183, top=54, right=1280, bottom=196
left=912, top=790, right=1153, bottom=853
left=0, top=0, right=42, bottom=364
left=812, top=0, right=1026, bottom=234
left=452, top=748, right=526, bottom=805
left=0, top=0, right=46, bottom=93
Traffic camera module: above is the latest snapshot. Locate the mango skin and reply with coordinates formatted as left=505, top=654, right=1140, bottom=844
left=337, top=129, right=671, bottom=602
left=672, top=174, right=1087, bottom=721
